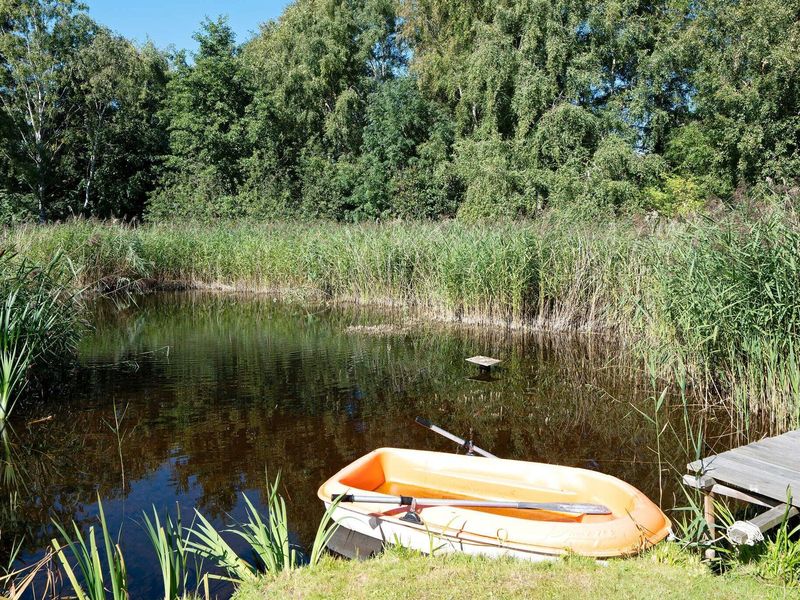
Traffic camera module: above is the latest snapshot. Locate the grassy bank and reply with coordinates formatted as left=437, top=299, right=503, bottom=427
left=233, top=549, right=788, bottom=600
left=6, top=213, right=800, bottom=430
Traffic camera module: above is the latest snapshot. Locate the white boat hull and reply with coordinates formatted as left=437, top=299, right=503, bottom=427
left=326, top=503, right=558, bottom=561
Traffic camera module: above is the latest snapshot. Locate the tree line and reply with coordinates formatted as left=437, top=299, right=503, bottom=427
left=0, top=0, right=798, bottom=223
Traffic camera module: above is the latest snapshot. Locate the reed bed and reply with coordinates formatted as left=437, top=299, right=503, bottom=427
left=6, top=213, right=800, bottom=430
left=0, top=251, right=83, bottom=423
left=8, top=218, right=643, bottom=329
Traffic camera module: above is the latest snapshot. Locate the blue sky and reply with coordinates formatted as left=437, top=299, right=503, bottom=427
left=84, top=1, right=292, bottom=52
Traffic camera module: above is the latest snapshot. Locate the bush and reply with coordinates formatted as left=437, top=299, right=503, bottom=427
left=300, top=155, right=358, bottom=220
left=530, top=104, right=600, bottom=169
left=645, top=176, right=708, bottom=216
left=454, top=135, right=529, bottom=221
left=0, top=191, right=36, bottom=226
left=147, top=167, right=242, bottom=220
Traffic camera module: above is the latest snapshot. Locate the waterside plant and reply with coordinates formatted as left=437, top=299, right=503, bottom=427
left=0, top=251, right=83, bottom=424
left=8, top=212, right=800, bottom=431
left=25, top=479, right=342, bottom=599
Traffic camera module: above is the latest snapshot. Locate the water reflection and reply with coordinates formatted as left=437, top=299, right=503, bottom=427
left=3, top=292, right=742, bottom=597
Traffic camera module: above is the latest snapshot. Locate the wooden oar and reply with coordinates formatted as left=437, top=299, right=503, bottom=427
left=334, top=493, right=612, bottom=515
left=414, top=417, right=497, bottom=458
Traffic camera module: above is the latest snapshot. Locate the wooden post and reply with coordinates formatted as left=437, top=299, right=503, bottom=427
left=704, top=491, right=716, bottom=560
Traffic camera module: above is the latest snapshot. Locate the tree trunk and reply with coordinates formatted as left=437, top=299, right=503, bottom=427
left=37, top=182, right=45, bottom=223
left=84, top=152, right=95, bottom=211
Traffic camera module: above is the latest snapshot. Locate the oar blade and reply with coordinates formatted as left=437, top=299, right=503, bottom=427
left=415, top=416, right=433, bottom=429
left=518, top=502, right=612, bottom=515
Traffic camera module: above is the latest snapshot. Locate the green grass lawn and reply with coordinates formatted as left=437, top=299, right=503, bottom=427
left=233, top=548, right=797, bottom=600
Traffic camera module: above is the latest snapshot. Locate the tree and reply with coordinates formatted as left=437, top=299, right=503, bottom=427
left=72, top=34, right=168, bottom=217
left=149, top=17, right=251, bottom=219
left=73, top=29, right=135, bottom=212
left=354, top=77, right=456, bottom=218
left=240, top=0, right=404, bottom=217
left=0, top=0, right=90, bottom=220
left=678, top=0, right=800, bottom=190
left=398, top=0, right=679, bottom=214
left=2, top=0, right=797, bottom=222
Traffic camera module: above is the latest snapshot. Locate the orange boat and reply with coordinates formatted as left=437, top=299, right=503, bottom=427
left=318, top=448, right=670, bottom=560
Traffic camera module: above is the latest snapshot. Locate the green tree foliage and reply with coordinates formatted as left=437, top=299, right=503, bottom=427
left=231, top=0, right=404, bottom=219
left=72, top=33, right=168, bottom=218
left=0, top=0, right=89, bottom=220
left=0, top=0, right=167, bottom=221
left=149, top=17, right=250, bottom=219
left=1, top=0, right=799, bottom=222
left=679, top=0, right=800, bottom=191
left=352, top=78, right=457, bottom=219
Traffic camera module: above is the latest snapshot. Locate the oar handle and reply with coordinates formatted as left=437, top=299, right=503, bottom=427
left=336, top=493, right=414, bottom=505
left=331, top=494, right=414, bottom=506
left=415, top=417, right=497, bottom=459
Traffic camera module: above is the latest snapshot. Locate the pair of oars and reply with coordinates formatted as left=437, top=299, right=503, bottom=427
left=334, top=493, right=611, bottom=515
left=334, top=417, right=612, bottom=516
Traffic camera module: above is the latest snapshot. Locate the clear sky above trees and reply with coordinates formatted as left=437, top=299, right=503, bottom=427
left=84, top=0, right=290, bottom=50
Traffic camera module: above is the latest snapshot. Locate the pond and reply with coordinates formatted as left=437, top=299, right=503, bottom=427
left=3, top=292, right=742, bottom=598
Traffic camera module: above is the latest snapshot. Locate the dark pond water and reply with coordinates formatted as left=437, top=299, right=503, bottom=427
left=2, top=292, right=744, bottom=598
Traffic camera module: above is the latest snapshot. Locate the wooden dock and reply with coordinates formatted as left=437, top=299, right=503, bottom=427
left=684, top=430, right=800, bottom=553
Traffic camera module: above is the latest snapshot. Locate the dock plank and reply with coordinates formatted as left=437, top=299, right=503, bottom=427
left=696, top=454, right=795, bottom=488
left=762, top=431, right=800, bottom=450
left=755, top=436, right=800, bottom=454
left=733, top=443, right=800, bottom=473
left=692, top=454, right=798, bottom=506
left=701, top=453, right=800, bottom=488
left=688, top=430, right=800, bottom=474
left=686, top=429, right=800, bottom=541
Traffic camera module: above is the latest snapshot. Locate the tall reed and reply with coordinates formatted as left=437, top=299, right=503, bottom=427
left=186, top=473, right=341, bottom=586
left=8, top=212, right=800, bottom=430
left=142, top=506, right=191, bottom=600
left=0, top=251, right=83, bottom=423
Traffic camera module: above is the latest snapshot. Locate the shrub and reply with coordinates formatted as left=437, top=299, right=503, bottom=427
left=645, top=175, right=708, bottom=216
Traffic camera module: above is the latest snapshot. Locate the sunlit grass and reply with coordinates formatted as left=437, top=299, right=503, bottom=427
left=757, top=519, right=800, bottom=585
left=233, top=544, right=788, bottom=600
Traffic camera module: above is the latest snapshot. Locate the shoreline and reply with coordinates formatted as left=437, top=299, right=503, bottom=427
left=101, top=276, right=622, bottom=336
left=9, top=218, right=800, bottom=431
left=233, top=548, right=784, bottom=600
